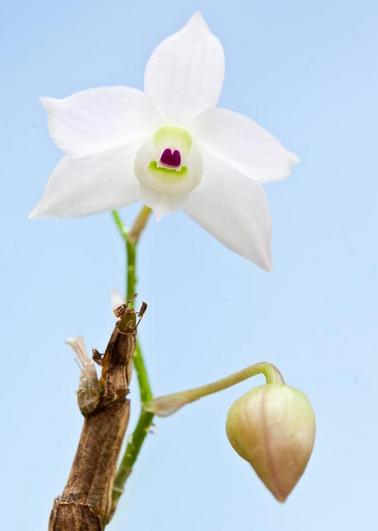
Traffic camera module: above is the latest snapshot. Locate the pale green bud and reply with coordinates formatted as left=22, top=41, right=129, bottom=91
left=226, top=384, right=315, bottom=502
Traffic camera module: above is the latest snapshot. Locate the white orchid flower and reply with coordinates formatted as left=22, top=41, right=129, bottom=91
left=30, top=12, right=298, bottom=270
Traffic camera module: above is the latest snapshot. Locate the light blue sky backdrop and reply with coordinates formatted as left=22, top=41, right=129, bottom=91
left=1, top=1, right=377, bottom=530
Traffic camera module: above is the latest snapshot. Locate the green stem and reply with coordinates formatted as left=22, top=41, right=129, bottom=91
left=128, top=205, right=153, bottom=244
left=109, top=409, right=154, bottom=519
left=149, top=362, right=285, bottom=417
left=134, top=342, right=153, bottom=403
left=126, top=240, right=137, bottom=301
left=108, top=207, right=154, bottom=523
left=111, top=210, right=128, bottom=239
left=112, top=207, right=153, bottom=403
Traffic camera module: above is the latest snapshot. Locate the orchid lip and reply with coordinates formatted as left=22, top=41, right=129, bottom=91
left=160, top=148, right=181, bottom=168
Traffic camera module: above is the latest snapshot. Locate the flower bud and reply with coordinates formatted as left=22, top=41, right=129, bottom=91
left=226, top=384, right=315, bottom=502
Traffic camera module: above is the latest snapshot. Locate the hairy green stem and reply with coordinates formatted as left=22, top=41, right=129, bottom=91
left=149, top=362, right=285, bottom=417
left=109, top=207, right=154, bottom=522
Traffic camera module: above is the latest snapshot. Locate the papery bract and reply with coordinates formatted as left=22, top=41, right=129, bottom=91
left=30, top=12, right=299, bottom=270
left=66, top=336, right=100, bottom=415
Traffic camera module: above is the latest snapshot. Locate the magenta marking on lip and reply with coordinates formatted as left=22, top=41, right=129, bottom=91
left=160, top=148, right=181, bottom=167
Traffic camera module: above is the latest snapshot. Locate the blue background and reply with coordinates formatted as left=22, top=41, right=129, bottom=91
left=1, top=1, right=377, bottom=529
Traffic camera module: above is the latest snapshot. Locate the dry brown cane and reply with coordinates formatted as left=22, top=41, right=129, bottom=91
left=49, top=299, right=144, bottom=531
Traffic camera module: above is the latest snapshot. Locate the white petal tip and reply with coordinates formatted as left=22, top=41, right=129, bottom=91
left=188, top=11, right=208, bottom=29
left=39, top=96, right=54, bottom=107
left=28, top=207, right=40, bottom=219
left=257, top=254, right=273, bottom=272
left=28, top=204, right=49, bottom=219
left=278, top=151, right=300, bottom=181
left=290, top=152, right=300, bottom=165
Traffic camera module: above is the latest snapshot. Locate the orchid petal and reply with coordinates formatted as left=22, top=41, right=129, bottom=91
left=183, top=152, right=273, bottom=270
left=29, top=146, right=141, bottom=218
left=41, top=87, right=162, bottom=158
left=191, top=108, right=299, bottom=183
left=144, top=12, right=225, bottom=123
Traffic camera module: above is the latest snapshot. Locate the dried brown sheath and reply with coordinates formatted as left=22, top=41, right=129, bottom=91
left=49, top=301, right=141, bottom=531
